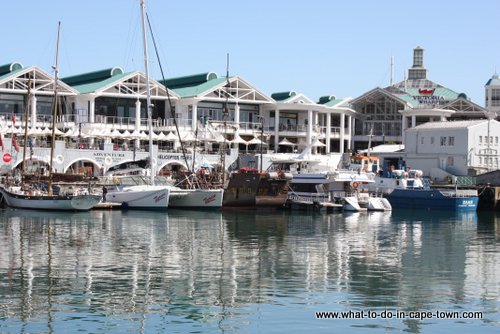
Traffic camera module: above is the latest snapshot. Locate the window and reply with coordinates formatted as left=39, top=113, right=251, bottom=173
left=421, top=136, right=424, bottom=145
left=448, top=136, right=454, bottom=146
left=440, top=136, right=446, bottom=146
left=447, top=156, right=454, bottom=166
left=479, top=136, right=482, bottom=144
left=492, top=89, right=500, bottom=107
left=430, top=137, right=434, bottom=144
left=496, top=137, right=498, bottom=145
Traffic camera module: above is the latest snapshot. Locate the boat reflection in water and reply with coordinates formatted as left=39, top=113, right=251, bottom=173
left=0, top=208, right=498, bottom=333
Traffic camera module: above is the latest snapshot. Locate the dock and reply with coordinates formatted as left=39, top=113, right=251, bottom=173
left=93, top=202, right=122, bottom=210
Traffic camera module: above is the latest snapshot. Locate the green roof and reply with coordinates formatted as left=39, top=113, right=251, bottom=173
left=170, top=77, right=228, bottom=98
left=318, top=95, right=336, bottom=104
left=62, top=67, right=124, bottom=86
left=271, top=91, right=296, bottom=101
left=0, top=62, right=23, bottom=76
left=323, top=99, right=350, bottom=108
left=161, top=72, right=218, bottom=89
left=70, top=71, right=131, bottom=94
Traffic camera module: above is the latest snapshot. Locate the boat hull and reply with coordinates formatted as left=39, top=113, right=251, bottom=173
left=0, top=187, right=101, bottom=211
left=168, top=189, right=223, bottom=208
left=385, top=188, right=478, bottom=211
left=223, top=171, right=290, bottom=208
left=106, top=185, right=170, bottom=209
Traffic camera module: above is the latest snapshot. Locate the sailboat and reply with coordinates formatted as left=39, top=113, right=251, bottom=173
left=0, top=22, right=101, bottom=211
left=139, top=0, right=223, bottom=209
left=99, top=0, right=172, bottom=210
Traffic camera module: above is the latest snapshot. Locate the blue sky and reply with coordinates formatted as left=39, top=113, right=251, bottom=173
left=2, top=0, right=499, bottom=106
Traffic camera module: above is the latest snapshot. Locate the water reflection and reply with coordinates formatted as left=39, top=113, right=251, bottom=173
left=0, top=208, right=498, bottom=333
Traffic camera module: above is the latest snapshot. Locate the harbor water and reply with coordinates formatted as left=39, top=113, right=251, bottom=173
left=0, top=208, right=499, bottom=333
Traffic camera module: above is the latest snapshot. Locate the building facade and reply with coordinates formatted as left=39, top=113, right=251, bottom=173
left=405, top=119, right=500, bottom=178
left=350, top=46, right=488, bottom=152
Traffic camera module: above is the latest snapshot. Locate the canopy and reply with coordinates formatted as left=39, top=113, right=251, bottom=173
left=312, top=138, right=326, bottom=147
left=278, top=137, right=295, bottom=146
left=247, top=137, right=266, bottom=145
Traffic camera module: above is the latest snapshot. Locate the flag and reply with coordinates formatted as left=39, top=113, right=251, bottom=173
left=12, top=134, right=20, bottom=152
left=0, top=133, right=4, bottom=152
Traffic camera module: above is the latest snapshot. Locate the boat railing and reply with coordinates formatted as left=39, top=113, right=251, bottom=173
left=287, top=192, right=329, bottom=203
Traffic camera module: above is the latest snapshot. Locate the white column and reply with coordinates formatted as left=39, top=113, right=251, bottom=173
left=135, top=99, right=141, bottom=130
left=30, top=95, right=37, bottom=128
left=307, top=109, right=313, bottom=154
left=339, top=113, right=345, bottom=154
left=135, top=99, right=141, bottom=148
left=274, top=109, right=280, bottom=152
left=325, top=113, right=331, bottom=153
left=89, top=99, right=95, bottom=123
left=191, top=103, right=198, bottom=132
left=234, top=103, right=240, bottom=124
left=402, top=115, right=408, bottom=144
left=348, top=116, right=353, bottom=152
left=411, top=115, right=416, bottom=128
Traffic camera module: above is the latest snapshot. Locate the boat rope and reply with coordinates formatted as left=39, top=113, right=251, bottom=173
left=146, top=13, right=193, bottom=184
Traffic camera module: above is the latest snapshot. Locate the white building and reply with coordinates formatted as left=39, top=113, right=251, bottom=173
left=485, top=72, right=500, bottom=117
left=404, top=119, right=500, bottom=178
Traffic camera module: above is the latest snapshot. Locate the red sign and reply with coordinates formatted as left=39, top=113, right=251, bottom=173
left=418, top=88, right=434, bottom=95
left=3, top=152, right=12, bottom=162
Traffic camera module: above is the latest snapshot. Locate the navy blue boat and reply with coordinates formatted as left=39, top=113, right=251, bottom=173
left=385, top=188, right=478, bottom=211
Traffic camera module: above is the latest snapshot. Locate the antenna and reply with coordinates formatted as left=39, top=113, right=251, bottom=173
left=390, top=55, right=394, bottom=86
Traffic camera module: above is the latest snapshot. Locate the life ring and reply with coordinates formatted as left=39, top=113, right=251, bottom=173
left=352, top=181, right=359, bottom=190
left=104, top=156, right=113, bottom=166
left=55, top=154, right=64, bottom=164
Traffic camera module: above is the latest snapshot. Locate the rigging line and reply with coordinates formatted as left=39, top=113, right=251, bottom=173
left=146, top=12, right=190, bottom=173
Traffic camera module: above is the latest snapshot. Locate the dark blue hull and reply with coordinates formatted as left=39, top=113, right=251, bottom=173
left=385, top=188, right=478, bottom=211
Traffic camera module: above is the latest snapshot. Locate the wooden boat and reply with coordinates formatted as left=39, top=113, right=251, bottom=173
left=222, top=167, right=292, bottom=208
left=0, top=23, right=101, bottom=212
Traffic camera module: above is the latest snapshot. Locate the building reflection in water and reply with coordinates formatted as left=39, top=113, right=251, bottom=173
left=0, top=208, right=498, bottom=333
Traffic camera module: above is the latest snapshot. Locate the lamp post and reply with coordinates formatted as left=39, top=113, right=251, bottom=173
left=255, top=115, right=264, bottom=172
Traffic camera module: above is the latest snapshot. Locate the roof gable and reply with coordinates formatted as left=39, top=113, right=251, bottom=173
left=172, top=75, right=274, bottom=103
left=0, top=65, right=77, bottom=96
left=70, top=70, right=178, bottom=99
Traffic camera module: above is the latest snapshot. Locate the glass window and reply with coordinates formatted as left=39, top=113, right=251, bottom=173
left=448, top=136, right=454, bottom=146
left=421, top=136, right=424, bottom=145
left=479, top=136, right=482, bottom=144
left=430, top=137, right=434, bottom=144
left=440, top=136, right=446, bottom=146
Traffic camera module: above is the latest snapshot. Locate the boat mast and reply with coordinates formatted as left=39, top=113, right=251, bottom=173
left=140, top=0, right=155, bottom=185
left=21, top=79, right=32, bottom=178
left=48, top=21, right=61, bottom=196
left=221, top=53, right=230, bottom=186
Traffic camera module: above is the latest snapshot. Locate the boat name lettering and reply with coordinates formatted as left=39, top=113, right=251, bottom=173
left=154, top=193, right=167, bottom=203
left=203, top=194, right=216, bottom=204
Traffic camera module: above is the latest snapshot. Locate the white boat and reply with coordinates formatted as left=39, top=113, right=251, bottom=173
left=278, top=158, right=384, bottom=211
left=0, top=185, right=101, bottom=211
left=102, top=175, right=170, bottom=209
left=96, top=1, right=176, bottom=211
left=155, top=176, right=223, bottom=209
